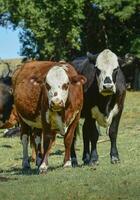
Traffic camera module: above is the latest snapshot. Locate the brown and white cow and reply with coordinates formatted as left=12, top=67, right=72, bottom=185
left=13, top=61, right=86, bottom=173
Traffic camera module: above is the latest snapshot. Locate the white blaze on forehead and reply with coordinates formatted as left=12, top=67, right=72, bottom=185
left=95, top=49, right=118, bottom=94
left=46, top=66, right=69, bottom=87
left=96, top=49, right=119, bottom=73
left=46, top=66, right=69, bottom=106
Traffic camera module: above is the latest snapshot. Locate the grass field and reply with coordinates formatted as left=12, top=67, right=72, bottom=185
left=0, top=91, right=140, bottom=200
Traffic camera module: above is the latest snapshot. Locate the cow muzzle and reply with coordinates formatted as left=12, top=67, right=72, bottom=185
left=50, top=98, right=64, bottom=111
left=101, top=83, right=115, bottom=96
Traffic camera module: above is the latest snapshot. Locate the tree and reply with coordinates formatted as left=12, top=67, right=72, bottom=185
left=0, top=0, right=85, bottom=60
left=0, top=0, right=140, bottom=59
left=83, top=0, right=140, bottom=57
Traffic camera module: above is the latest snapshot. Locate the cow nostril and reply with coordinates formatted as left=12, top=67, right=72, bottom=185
left=51, top=99, right=63, bottom=107
left=51, top=101, right=55, bottom=106
left=104, top=76, right=112, bottom=84
left=59, top=100, right=63, bottom=107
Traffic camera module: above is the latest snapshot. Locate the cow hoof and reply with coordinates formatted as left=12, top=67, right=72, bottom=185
left=39, top=163, right=48, bottom=174
left=83, top=153, right=90, bottom=165
left=111, top=156, right=120, bottom=164
left=71, top=158, right=78, bottom=167
left=63, top=160, right=72, bottom=168
left=39, top=168, right=48, bottom=174
left=83, top=159, right=90, bottom=165
left=89, top=160, right=99, bottom=169
left=22, top=159, right=30, bottom=170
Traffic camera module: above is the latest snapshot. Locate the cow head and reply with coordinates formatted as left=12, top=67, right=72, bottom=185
left=45, top=66, right=70, bottom=111
left=87, top=49, right=119, bottom=96
left=45, top=65, right=86, bottom=111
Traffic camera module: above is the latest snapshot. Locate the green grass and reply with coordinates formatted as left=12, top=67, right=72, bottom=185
left=0, top=91, right=140, bottom=200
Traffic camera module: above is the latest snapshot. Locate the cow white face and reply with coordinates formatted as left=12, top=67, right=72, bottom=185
left=45, top=66, right=69, bottom=111
left=95, top=49, right=119, bottom=96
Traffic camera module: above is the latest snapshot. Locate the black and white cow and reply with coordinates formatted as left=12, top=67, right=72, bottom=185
left=71, top=49, right=126, bottom=166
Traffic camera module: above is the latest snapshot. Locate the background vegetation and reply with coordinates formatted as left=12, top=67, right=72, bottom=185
left=0, top=0, right=139, bottom=60
left=0, top=91, right=140, bottom=200
left=0, top=2, right=140, bottom=199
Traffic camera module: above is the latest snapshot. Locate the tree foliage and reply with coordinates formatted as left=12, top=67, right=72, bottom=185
left=0, top=0, right=140, bottom=59
left=87, top=0, right=140, bottom=56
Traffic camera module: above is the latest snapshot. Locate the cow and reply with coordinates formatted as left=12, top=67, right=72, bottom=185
left=13, top=60, right=86, bottom=173
left=0, top=63, right=21, bottom=136
left=71, top=49, right=126, bottom=167
left=0, top=65, right=15, bottom=128
left=119, top=53, right=140, bottom=90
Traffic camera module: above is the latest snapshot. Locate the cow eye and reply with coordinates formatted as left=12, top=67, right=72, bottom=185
left=95, top=67, right=101, bottom=76
left=46, top=83, right=51, bottom=90
left=62, top=83, right=69, bottom=90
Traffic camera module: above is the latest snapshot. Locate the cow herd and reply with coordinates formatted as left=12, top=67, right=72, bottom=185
left=0, top=49, right=126, bottom=173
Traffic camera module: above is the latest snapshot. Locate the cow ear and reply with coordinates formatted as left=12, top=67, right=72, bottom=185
left=87, top=52, right=98, bottom=64
left=70, top=75, right=87, bottom=85
left=118, top=57, right=125, bottom=67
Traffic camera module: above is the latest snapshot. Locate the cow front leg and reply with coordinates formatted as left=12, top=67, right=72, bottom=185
left=64, top=118, right=79, bottom=168
left=109, top=112, right=122, bottom=164
left=90, top=119, right=99, bottom=168
left=21, top=134, right=30, bottom=169
left=70, top=132, right=78, bottom=167
left=39, top=134, right=55, bottom=174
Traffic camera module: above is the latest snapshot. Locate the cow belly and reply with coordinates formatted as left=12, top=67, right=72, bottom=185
left=91, top=104, right=118, bottom=128
left=20, top=115, right=42, bottom=128
left=19, top=110, right=79, bottom=134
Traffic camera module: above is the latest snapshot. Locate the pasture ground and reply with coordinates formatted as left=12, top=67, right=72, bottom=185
left=0, top=91, right=140, bottom=200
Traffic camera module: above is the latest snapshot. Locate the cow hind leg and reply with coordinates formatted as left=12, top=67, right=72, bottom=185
left=82, top=117, right=98, bottom=165
left=21, top=134, right=30, bottom=169
left=30, top=133, right=36, bottom=162
left=82, top=120, right=90, bottom=165
left=20, top=122, right=31, bottom=170
left=34, top=128, right=42, bottom=167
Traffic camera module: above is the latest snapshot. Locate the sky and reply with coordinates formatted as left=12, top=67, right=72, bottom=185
left=0, top=27, right=22, bottom=59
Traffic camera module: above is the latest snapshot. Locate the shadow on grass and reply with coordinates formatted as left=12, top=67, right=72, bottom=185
left=0, top=167, right=39, bottom=176
left=0, top=164, right=64, bottom=176
left=0, top=144, right=12, bottom=148
left=0, top=176, right=18, bottom=182
left=0, top=163, right=85, bottom=176
left=50, top=149, right=64, bottom=156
